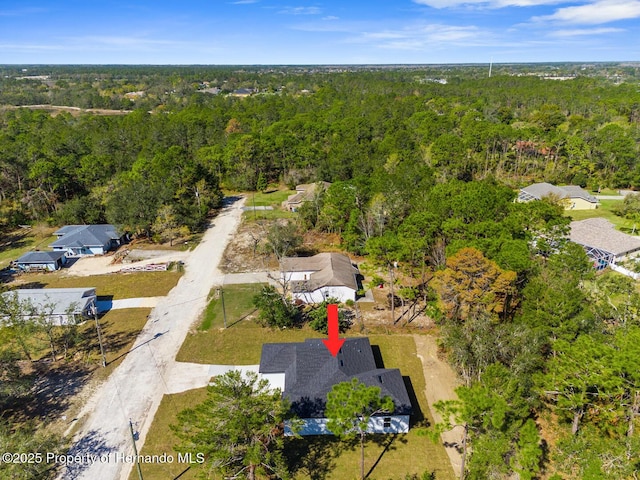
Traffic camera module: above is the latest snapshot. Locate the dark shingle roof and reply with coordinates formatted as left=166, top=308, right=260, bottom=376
left=16, top=251, right=66, bottom=264
left=259, top=338, right=412, bottom=418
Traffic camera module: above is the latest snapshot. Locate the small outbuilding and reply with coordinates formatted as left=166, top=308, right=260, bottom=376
left=1, top=287, right=97, bottom=325
left=15, top=250, right=67, bottom=272
left=50, top=224, right=125, bottom=257
left=259, top=337, right=412, bottom=436
left=281, top=252, right=360, bottom=303
left=518, top=182, right=599, bottom=210
left=570, top=218, right=640, bottom=269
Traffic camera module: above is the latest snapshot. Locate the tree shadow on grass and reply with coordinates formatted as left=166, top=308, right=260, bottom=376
left=4, top=362, right=93, bottom=424
left=404, top=376, right=427, bottom=428
left=365, top=434, right=405, bottom=479
left=285, top=436, right=344, bottom=480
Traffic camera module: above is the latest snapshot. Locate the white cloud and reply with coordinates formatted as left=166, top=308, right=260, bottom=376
left=322, top=15, right=340, bottom=20
left=51, top=35, right=199, bottom=53
left=278, top=6, right=322, bottom=15
left=0, top=43, right=62, bottom=51
left=412, top=0, right=565, bottom=8
left=352, top=23, right=492, bottom=50
left=549, top=26, right=624, bottom=34
left=532, top=0, right=640, bottom=24
left=230, top=0, right=259, bottom=4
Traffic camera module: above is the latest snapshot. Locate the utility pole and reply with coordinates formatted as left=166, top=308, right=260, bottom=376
left=220, top=286, right=227, bottom=328
left=389, top=264, right=395, bottom=324
left=94, top=311, right=106, bottom=367
left=129, top=419, right=144, bottom=480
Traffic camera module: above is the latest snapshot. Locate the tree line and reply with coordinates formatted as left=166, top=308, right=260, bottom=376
left=0, top=65, right=638, bottom=239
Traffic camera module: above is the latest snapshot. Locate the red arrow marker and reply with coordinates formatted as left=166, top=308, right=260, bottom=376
left=322, top=303, right=345, bottom=357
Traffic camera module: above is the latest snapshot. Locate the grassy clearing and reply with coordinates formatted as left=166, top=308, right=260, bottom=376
left=565, top=199, right=639, bottom=233
left=242, top=209, right=296, bottom=221
left=11, top=271, right=183, bottom=299
left=0, top=226, right=57, bottom=269
left=249, top=189, right=295, bottom=207
left=177, top=284, right=323, bottom=364
left=242, top=188, right=297, bottom=222
left=199, top=283, right=264, bottom=331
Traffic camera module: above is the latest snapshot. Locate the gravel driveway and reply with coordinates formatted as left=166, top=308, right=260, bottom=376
left=62, top=196, right=246, bottom=480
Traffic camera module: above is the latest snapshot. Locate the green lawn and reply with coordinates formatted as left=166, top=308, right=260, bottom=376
left=0, top=227, right=57, bottom=269
left=565, top=199, right=640, bottom=234
left=177, top=283, right=323, bottom=364
left=241, top=188, right=297, bottom=222
left=198, top=283, right=264, bottom=331
left=249, top=189, right=295, bottom=207
left=11, top=270, right=183, bottom=299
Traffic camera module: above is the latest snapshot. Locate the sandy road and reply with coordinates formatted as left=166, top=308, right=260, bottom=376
left=62, top=196, right=245, bottom=480
left=413, top=335, right=464, bottom=479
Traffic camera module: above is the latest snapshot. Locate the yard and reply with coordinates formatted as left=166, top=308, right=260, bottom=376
left=566, top=199, right=639, bottom=233
left=0, top=225, right=57, bottom=269
left=140, top=284, right=456, bottom=480
left=9, top=270, right=183, bottom=299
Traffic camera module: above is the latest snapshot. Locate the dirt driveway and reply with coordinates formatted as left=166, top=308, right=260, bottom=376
left=413, top=334, right=464, bottom=479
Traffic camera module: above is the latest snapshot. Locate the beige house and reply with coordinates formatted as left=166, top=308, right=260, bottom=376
left=282, top=182, right=331, bottom=212
left=518, top=183, right=599, bottom=210
left=281, top=252, right=360, bottom=303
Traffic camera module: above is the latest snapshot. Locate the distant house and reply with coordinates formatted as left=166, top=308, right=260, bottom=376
left=230, top=88, right=254, bottom=97
left=282, top=182, right=331, bottom=212
left=282, top=252, right=360, bottom=303
left=15, top=250, right=67, bottom=272
left=50, top=225, right=126, bottom=257
left=570, top=218, right=640, bottom=269
left=518, top=182, right=599, bottom=210
left=2, top=288, right=97, bottom=325
left=259, top=337, right=412, bottom=436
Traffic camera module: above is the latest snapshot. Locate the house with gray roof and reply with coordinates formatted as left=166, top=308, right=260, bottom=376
left=570, top=218, right=640, bottom=270
left=281, top=252, right=360, bottom=303
left=2, top=288, right=97, bottom=326
left=518, top=182, right=599, bottom=210
left=15, top=250, right=67, bottom=272
left=259, top=337, right=412, bottom=436
left=50, top=224, right=125, bottom=256
left=282, top=182, right=331, bottom=212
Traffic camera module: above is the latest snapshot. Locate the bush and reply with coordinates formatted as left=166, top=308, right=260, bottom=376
left=252, top=285, right=298, bottom=329
left=307, top=299, right=351, bottom=334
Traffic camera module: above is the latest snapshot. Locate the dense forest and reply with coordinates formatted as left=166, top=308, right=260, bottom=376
left=1, top=64, right=640, bottom=478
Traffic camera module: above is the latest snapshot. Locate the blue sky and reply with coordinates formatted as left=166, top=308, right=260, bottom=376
left=0, top=0, right=638, bottom=64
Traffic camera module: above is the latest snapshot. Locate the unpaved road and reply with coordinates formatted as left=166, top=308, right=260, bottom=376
left=414, top=335, right=464, bottom=479
left=62, top=196, right=245, bottom=480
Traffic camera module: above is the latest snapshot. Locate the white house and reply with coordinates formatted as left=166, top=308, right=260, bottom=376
left=50, top=224, right=125, bottom=257
left=281, top=253, right=360, bottom=303
left=259, top=338, right=412, bottom=436
left=1, top=288, right=97, bottom=326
